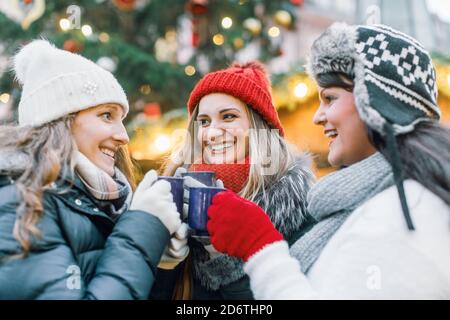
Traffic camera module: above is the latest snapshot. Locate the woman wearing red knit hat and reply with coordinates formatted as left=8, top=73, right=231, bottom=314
left=150, top=61, right=315, bottom=300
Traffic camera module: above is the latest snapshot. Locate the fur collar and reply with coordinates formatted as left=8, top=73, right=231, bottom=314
left=254, top=153, right=314, bottom=241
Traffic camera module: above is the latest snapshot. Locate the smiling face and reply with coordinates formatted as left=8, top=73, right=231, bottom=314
left=313, top=86, right=376, bottom=167
left=72, top=103, right=129, bottom=176
left=196, top=93, right=251, bottom=164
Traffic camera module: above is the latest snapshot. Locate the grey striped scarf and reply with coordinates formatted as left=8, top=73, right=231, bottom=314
left=75, top=151, right=132, bottom=216
left=290, top=152, right=394, bottom=273
left=0, top=149, right=132, bottom=217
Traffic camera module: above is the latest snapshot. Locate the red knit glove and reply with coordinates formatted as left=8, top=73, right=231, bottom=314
left=207, top=190, right=284, bottom=262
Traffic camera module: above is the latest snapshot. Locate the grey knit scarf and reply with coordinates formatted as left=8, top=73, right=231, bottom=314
left=290, top=152, right=394, bottom=273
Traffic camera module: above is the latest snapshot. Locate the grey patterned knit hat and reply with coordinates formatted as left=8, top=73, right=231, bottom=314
left=307, top=23, right=443, bottom=231
left=307, top=23, right=441, bottom=136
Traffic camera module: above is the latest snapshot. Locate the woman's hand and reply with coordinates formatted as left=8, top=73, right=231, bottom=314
left=130, top=170, right=181, bottom=235
left=158, top=223, right=190, bottom=269
left=207, top=190, right=284, bottom=262
left=174, top=167, right=224, bottom=220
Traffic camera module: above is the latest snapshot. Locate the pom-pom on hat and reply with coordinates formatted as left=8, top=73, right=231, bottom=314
left=187, top=61, right=285, bottom=136
left=13, top=39, right=129, bottom=126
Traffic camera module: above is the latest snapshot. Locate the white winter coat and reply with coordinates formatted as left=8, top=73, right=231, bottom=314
left=244, top=180, right=450, bottom=299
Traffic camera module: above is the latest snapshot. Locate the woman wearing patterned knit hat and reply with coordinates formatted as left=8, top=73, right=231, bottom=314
left=151, top=61, right=315, bottom=300
left=206, top=24, right=450, bottom=299
left=0, top=40, right=182, bottom=299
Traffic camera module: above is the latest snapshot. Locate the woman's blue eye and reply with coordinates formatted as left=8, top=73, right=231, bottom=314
left=199, top=119, right=209, bottom=126
left=101, top=112, right=112, bottom=120
left=223, top=114, right=237, bottom=120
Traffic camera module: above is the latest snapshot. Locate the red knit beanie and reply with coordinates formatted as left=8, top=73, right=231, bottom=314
left=187, top=61, right=285, bottom=136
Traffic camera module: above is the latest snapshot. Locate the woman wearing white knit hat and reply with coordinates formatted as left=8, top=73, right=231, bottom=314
left=0, top=40, right=181, bottom=299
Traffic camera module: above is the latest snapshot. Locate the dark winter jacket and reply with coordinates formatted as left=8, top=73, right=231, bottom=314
left=150, top=154, right=316, bottom=300
left=0, top=174, right=170, bottom=300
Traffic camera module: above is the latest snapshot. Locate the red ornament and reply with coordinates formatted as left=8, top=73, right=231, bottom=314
left=186, top=0, right=209, bottom=15
left=113, top=0, right=137, bottom=11
left=63, top=39, right=82, bottom=53
left=186, top=0, right=209, bottom=48
left=290, top=0, right=304, bottom=5
left=144, top=102, right=161, bottom=119
left=23, top=0, right=33, bottom=5
left=191, top=19, right=200, bottom=47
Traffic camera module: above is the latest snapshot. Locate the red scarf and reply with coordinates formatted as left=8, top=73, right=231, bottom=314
left=189, top=158, right=250, bottom=193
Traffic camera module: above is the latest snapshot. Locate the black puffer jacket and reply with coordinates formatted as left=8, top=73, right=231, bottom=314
left=0, top=174, right=170, bottom=300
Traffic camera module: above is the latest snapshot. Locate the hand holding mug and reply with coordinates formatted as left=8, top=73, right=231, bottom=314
left=130, top=170, right=181, bottom=235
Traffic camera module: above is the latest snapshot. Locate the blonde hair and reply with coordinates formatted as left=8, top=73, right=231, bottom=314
left=163, top=105, right=297, bottom=201
left=0, top=113, right=137, bottom=258
left=164, top=103, right=298, bottom=300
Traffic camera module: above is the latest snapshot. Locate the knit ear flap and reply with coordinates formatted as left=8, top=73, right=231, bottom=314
left=13, top=39, right=55, bottom=85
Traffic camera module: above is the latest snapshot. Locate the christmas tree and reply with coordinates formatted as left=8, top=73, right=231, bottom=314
left=0, top=0, right=301, bottom=122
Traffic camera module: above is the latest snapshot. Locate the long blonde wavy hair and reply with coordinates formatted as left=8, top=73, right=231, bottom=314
left=0, top=113, right=137, bottom=258
left=163, top=104, right=298, bottom=202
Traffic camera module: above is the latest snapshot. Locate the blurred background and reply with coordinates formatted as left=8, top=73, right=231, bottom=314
left=0, top=0, right=449, bottom=177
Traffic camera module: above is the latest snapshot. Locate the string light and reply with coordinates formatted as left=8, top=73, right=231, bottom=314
left=59, top=18, right=71, bottom=31
left=221, top=17, right=233, bottom=29
left=294, top=83, right=308, bottom=98
left=233, top=38, right=244, bottom=49
left=165, top=30, right=177, bottom=42
left=140, top=84, right=151, bottom=95
left=268, top=26, right=280, bottom=37
left=185, top=65, right=196, bottom=76
left=99, top=32, right=110, bottom=43
left=81, top=25, right=93, bottom=37
left=154, top=134, right=171, bottom=153
left=213, top=33, right=225, bottom=46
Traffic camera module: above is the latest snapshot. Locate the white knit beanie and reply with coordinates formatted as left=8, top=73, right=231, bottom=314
left=13, top=40, right=129, bottom=126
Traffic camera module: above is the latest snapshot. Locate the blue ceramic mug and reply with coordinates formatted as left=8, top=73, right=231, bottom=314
left=188, top=186, right=225, bottom=236
left=157, top=176, right=184, bottom=216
